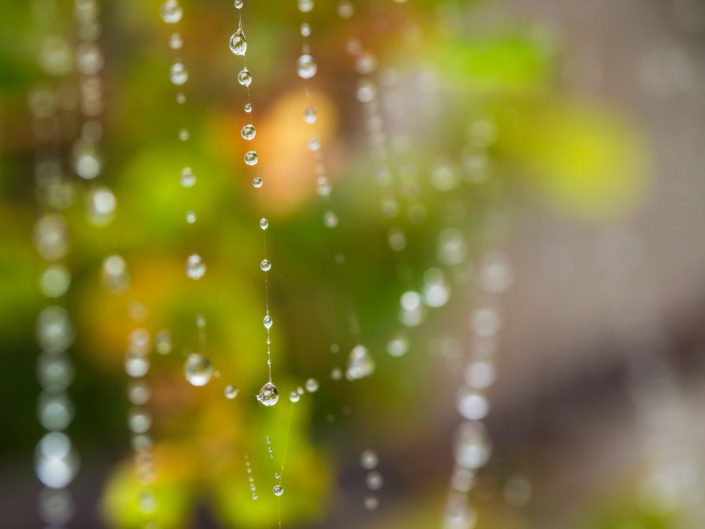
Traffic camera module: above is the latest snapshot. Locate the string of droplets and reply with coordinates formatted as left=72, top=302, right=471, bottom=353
left=30, top=1, right=80, bottom=524
left=442, top=251, right=513, bottom=529
left=228, top=0, right=279, bottom=406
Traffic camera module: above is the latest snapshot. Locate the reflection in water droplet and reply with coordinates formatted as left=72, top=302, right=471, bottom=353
left=257, top=382, right=279, bottom=406
left=273, top=485, right=283, bottom=496
left=185, top=254, right=206, bottom=279
left=297, top=54, right=317, bottom=79
left=225, top=385, right=239, bottom=399
left=237, top=68, right=252, bottom=87
left=184, top=353, right=213, bottom=386
left=160, top=0, right=183, bottom=23
left=169, top=62, right=188, bottom=85
left=346, top=345, right=375, bottom=380
left=229, top=28, right=247, bottom=56
left=305, top=378, right=319, bottom=392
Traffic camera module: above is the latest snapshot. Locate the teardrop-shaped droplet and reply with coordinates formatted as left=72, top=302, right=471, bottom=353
left=259, top=217, right=269, bottom=230
left=303, top=106, right=317, bottom=124
left=184, top=353, right=213, bottom=386
left=160, top=0, right=183, bottom=24
left=297, top=54, right=317, bottom=79
left=244, top=151, right=258, bottom=166
left=238, top=68, right=252, bottom=87
left=169, top=62, right=188, bottom=85
left=263, top=314, right=273, bottom=329
left=241, top=124, right=256, bottom=140
left=229, top=28, right=247, bottom=56
left=257, top=382, right=279, bottom=406
left=185, top=254, right=206, bottom=279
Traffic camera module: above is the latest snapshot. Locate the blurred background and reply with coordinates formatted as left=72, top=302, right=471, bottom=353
left=2, top=0, right=705, bottom=528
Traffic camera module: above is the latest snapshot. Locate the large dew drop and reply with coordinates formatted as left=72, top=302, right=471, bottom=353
left=241, top=124, right=256, bottom=140
left=346, top=345, right=375, bottom=380
left=229, top=28, right=247, bottom=56
left=296, top=54, right=317, bottom=79
left=257, top=382, right=279, bottom=406
left=238, top=68, right=252, bottom=87
left=184, top=353, right=213, bottom=386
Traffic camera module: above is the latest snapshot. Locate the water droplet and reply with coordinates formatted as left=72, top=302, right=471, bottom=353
left=252, top=492, right=258, bottom=500
left=297, top=0, right=314, bottom=13
left=252, top=176, right=263, bottom=188
left=297, top=386, right=305, bottom=395
left=102, top=254, right=130, bottom=292
left=273, top=485, right=284, bottom=496
left=479, top=252, right=513, bottom=293
left=260, top=259, right=271, bottom=272
left=296, top=54, right=317, bottom=79
left=317, top=177, right=331, bottom=197
left=185, top=254, right=206, bottom=279
left=241, top=124, right=256, bottom=140
left=361, top=449, right=378, bottom=470
left=300, top=23, right=311, bottom=37
left=308, top=136, right=320, bottom=151
left=259, top=217, right=269, bottom=230
left=346, top=345, right=375, bottom=380
left=289, top=390, right=300, bottom=403
left=263, top=314, right=273, bottom=329
left=244, top=103, right=252, bottom=113
left=457, top=389, right=489, bottom=421
left=237, top=67, right=252, bottom=87
left=229, top=28, right=247, bottom=56
left=305, top=378, right=319, bottom=392
left=169, top=62, right=188, bottom=85
left=233, top=0, right=243, bottom=8
left=128, top=408, right=152, bottom=434
left=244, top=151, right=258, bottom=165
left=323, top=211, right=338, bottom=228
left=355, top=52, right=377, bottom=75
left=186, top=210, right=196, bottom=224
left=455, top=421, right=491, bottom=469
left=274, top=473, right=280, bottom=479
left=356, top=80, right=376, bottom=102
left=169, top=32, right=183, bottom=50
left=331, top=367, right=342, bottom=380
left=176, top=92, right=186, bottom=104
left=337, top=0, right=354, bottom=18
left=437, top=229, right=466, bottom=266
left=366, top=471, right=384, bottom=490
left=303, top=106, right=317, bottom=123
left=225, top=385, right=239, bottom=399
left=180, top=166, right=196, bottom=187
left=470, top=307, right=500, bottom=336
left=184, top=353, right=213, bottom=386
left=160, top=0, right=183, bottom=24
left=387, top=334, right=409, bottom=357
left=37, top=306, right=75, bottom=354
left=39, top=264, right=71, bottom=299
left=465, top=361, right=495, bottom=388
left=423, top=268, right=450, bottom=308
left=364, top=496, right=379, bottom=510
left=155, top=330, right=172, bottom=355
left=257, top=382, right=279, bottom=406
left=72, top=139, right=101, bottom=179
left=178, top=128, right=189, bottom=141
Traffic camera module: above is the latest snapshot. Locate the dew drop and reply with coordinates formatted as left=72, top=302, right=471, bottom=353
left=257, top=382, right=279, bottom=406
left=234, top=0, right=243, bottom=8
left=259, top=217, right=269, bottom=230
left=184, top=353, right=213, bottom=386
left=289, top=390, right=300, bottom=403
left=40, top=265, right=71, bottom=298
left=185, top=254, right=206, bottom=279
left=346, top=345, right=375, bottom=380
left=297, top=0, right=314, bottom=13
left=364, top=496, right=379, bottom=510
left=338, top=0, right=354, bottom=18
left=176, top=92, right=186, bottom=104
left=169, top=32, right=183, bottom=50
left=169, top=62, right=188, bottom=85
left=300, top=23, right=311, bottom=37
left=323, top=211, right=338, bottom=228
left=180, top=166, right=196, bottom=187
left=308, top=136, right=321, bottom=151
left=355, top=52, right=377, bottom=75
left=296, top=54, right=317, bottom=79
left=86, top=187, right=116, bottom=226
left=186, top=210, right=196, bottom=224
left=273, top=485, right=284, bottom=496
left=305, top=378, right=319, bottom=392
left=360, top=449, right=378, bottom=470
left=252, top=176, right=263, bottom=188
left=155, top=330, right=172, bottom=355
left=263, top=314, right=273, bottom=329
left=225, top=385, right=239, bottom=399
left=229, top=28, right=247, bottom=56
left=457, top=389, right=489, bottom=421
left=303, top=106, right=317, bottom=124
left=244, top=151, right=258, bottom=165
left=331, top=367, right=342, bottom=380
left=366, top=471, right=384, bottom=490
left=297, top=386, right=305, bottom=395
left=387, top=334, right=409, bottom=357
left=178, top=128, right=189, bottom=141
left=244, top=103, right=252, bottom=113
left=260, top=259, right=271, bottom=272
left=241, top=124, right=256, bottom=140
left=160, top=0, right=183, bottom=24
left=237, top=68, right=252, bottom=87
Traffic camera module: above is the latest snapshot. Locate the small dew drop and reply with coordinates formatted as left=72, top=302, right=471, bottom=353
left=296, top=54, right=317, bottom=79
left=185, top=254, right=206, bottom=279
left=331, top=367, right=342, bottom=380
left=252, top=176, right=263, bottom=188
left=160, top=0, right=183, bottom=24
left=300, top=23, right=311, bottom=37
left=180, top=167, right=196, bottom=187
left=186, top=210, right=196, bottom=224
left=176, top=92, right=186, bottom=104
left=237, top=68, right=252, bottom=87
left=260, top=259, right=271, bottom=272
left=244, top=151, right=258, bottom=166
left=289, top=390, right=300, bottom=403
left=297, top=0, right=314, bottom=13
left=169, top=62, right=188, bottom=86
left=303, top=106, right=317, bottom=123
left=155, top=330, right=172, bottom=355
left=259, top=217, right=269, bottom=230
left=273, top=485, right=284, bottom=496
left=323, top=211, right=339, bottom=228
left=178, top=128, right=189, bottom=141
left=337, top=0, right=354, bottom=18
left=361, top=449, right=378, bottom=470
left=366, top=471, right=384, bottom=490
left=225, top=385, right=239, bottom=399
left=169, top=32, right=183, bottom=50
left=305, top=378, right=319, bottom=393
left=241, top=124, right=256, bottom=140
left=263, top=314, right=273, bottom=329
left=184, top=353, right=213, bottom=386
left=233, top=0, right=243, bottom=8
left=244, top=103, right=252, bottom=113
left=257, top=382, right=279, bottom=406
left=387, top=334, right=409, bottom=357
left=364, top=496, right=379, bottom=510
left=229, top=28, right=247, bottom=56
left=308, top=136, right=321, bottom=151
